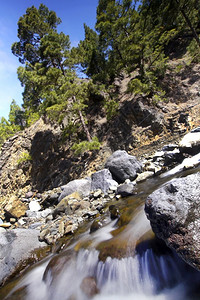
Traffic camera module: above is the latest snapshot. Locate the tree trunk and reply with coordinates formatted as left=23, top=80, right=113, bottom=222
left=78, top=109, right=92, bottom=142
left=72, top=95, right=92, bottom=142
left=176, top=0, right=200, bottom=47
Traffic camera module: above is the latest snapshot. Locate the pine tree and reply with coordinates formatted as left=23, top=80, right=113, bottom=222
left=72, top=24, right=106, bottom=82
left=12, top=4, right=72, bottom=111
left=8, top=100, right=25, bottom=129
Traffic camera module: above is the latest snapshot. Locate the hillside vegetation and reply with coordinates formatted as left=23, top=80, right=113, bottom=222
left=0, top=0, right=200, bottom=149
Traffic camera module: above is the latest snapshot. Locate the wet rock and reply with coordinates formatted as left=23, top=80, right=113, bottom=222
left=117, top=183, right=136, bottom=197
left=162, top=144, right=178, bottom=152
left=80, top=276, right=99, bottom=298
left=43, top=250, right=75, bottom=284
left=109, top=205, right=120, bottom=220
left=105, top=150, right=142, bottom=183
left=0, top=228, right=46, bottom=285
left=90, top=219, right=103, bottom=233
left=91, top=169, right=118, bottom=194
left=58, top=178, right=91, bottom=202
left=163, top=149, right=183, bottom=166
left=145, top=172, right=200, bottom=271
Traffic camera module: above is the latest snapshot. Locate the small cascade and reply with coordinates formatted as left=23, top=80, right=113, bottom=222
left=2, top=163, right=200, bottom=300
left=6, top=245, right=200, bottom=300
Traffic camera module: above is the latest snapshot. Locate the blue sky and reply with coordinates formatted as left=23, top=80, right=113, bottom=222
left=0, top=0, right=99, bottom=119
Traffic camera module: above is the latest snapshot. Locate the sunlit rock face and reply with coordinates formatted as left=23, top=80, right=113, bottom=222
left=179, top=127, right=200, bottom=154
left=145, top=172, right=200, bottom=271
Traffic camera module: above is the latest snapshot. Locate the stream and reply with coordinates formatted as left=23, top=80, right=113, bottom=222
left=1, top=165, right=200, bottom=300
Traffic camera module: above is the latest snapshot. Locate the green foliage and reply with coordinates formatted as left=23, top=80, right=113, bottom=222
left=12, top=4, right=61, bottom=65
left=25, top=111, right=40, bottom=127
left=13, top=4, right=71, bottom=112
left=187, top=39, right=200, bottom=62
left=0, top=117, right=21, bottom=148
left=104, top=98, right=119, bottom=120
left=8, top=100, right=26, bottom=129
left=174, top=63, right=184, bottom=73
left=71, top=24, right=106, bottom=82
left=127, top=78, right=150, bottom=96
left=17, top=151, right=32, bottom=165
left=71, top=136, right=101, bottom=155
left=10, top=1, right=200, bottom=155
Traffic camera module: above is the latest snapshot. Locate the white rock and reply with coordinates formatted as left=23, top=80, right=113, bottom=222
left=136, top=171, right=154, bottom=183
left=179, top=131, right=200, bottom=148
left=29, top=200, right=41, bottom=212
left=93, top=189, right=102, bottom=198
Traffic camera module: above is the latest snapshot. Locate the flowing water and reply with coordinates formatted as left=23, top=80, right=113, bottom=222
left=1, top=165, right=200, bottom=300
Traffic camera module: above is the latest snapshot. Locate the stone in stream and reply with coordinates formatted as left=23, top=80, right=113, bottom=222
left=145, top=172, right=200, bottom=271
left=0, top=228, right=46, bottom=285
left=80, top=276, right=99, bottom=298
left=90, top=219, right=103, bottom=233
left=109, top=205, right=120, bottom=220
left=116, top=183, right=136, bottom=197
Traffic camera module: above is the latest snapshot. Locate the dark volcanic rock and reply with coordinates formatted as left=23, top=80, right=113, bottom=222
left=105, top=150, right=142, bottom=183
left=145, top=172, right=200, bottom=271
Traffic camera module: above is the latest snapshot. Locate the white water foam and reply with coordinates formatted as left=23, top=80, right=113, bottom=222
left=7, top=246, right=199, bottom=300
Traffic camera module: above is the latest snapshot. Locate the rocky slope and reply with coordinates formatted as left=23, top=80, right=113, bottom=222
left=0, top=59, right=200, bottom=211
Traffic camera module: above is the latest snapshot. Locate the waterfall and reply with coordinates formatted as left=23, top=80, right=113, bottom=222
left=6, top=245, right=200, bottom=300
left=3, top=165, right=200, bottom=300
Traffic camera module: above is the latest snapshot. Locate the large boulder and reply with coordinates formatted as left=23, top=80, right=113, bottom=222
left=58, top=178, right=91, bottom=202
left=105, top=150, right=142, bottom=183
left=145, top=172, right=200, bottom=271
left=91, top=169, right=118, bottom=193
left=0, top=228, right=46, bottom=285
